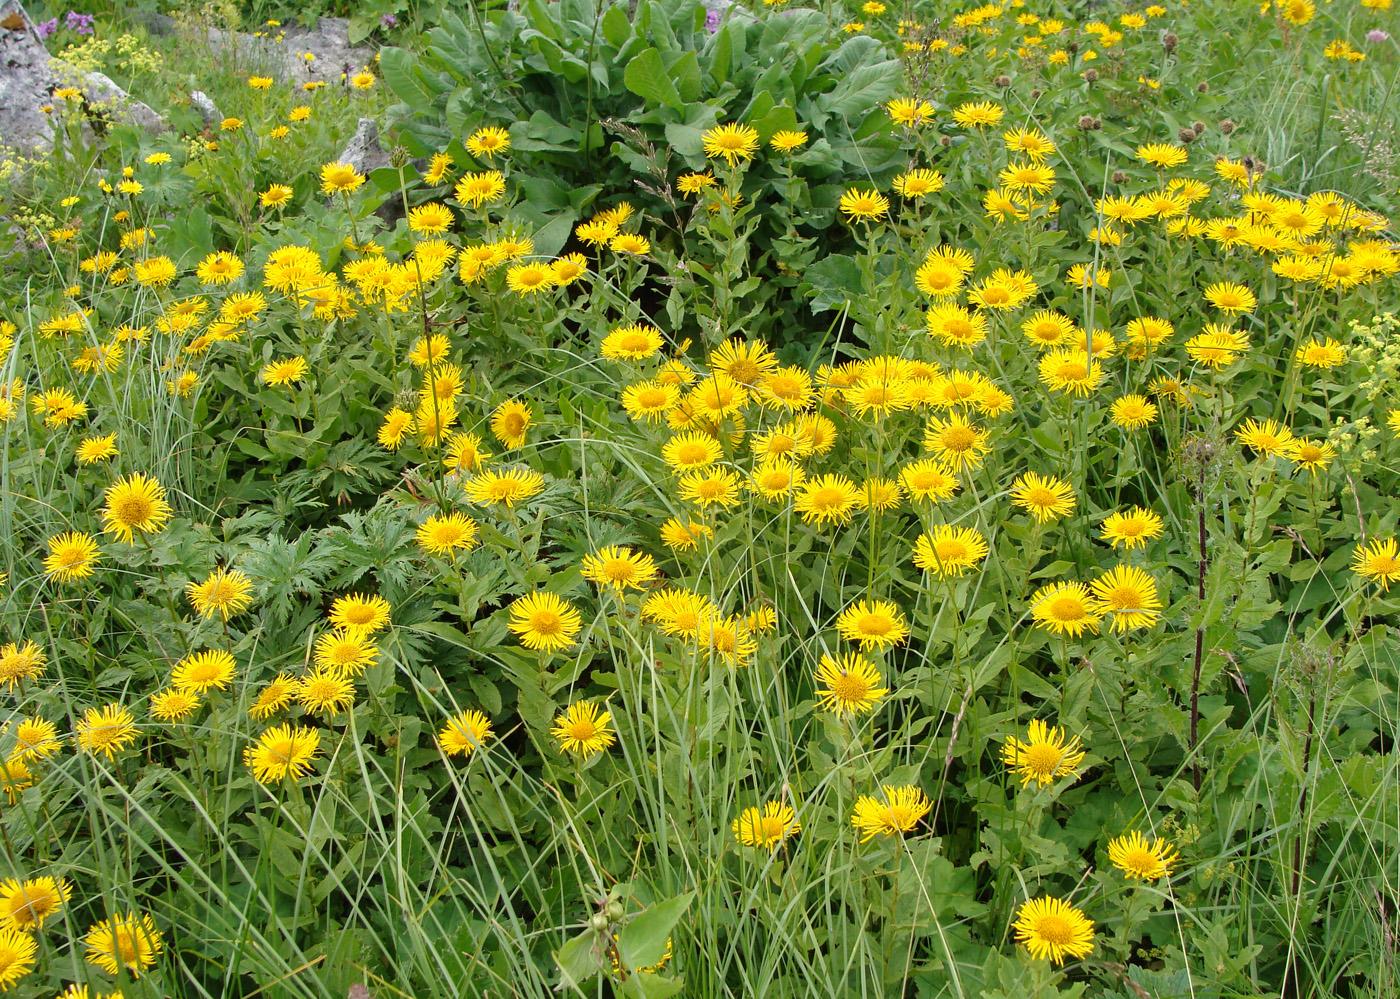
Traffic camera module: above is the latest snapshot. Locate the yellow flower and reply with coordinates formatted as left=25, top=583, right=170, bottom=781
left=851, top=785, right=931, bottom=842
left=0, top=876, right=70, bottom=931
left=1353, top=537, right=1400, bottom=591
left=1088, top=565, right=1162, bottom=632
left=838, top=187, right=889, bottom=222
left=1099, top=507, right=1164, bottom=549
left=0, top=926, right=37, bottom=989
left=912, top=524, right=989, bottom=577
left=1107, top=830, right=1180, bottom=880
left=702, top=122, right=760, bottom=165
left=1010, top=472, right=1076, bottom=522
left=172, top=649, right=236, bottom=693
left=101, top=472, right=173, bottom=543
left=320, top=161, right=365, bottom=194
left=466, top=125, right=511, bottom=159
left=491, top=399, right=533, bottom=448
left=814, top=652, right=888, bottom=715
left=769, top=129, right=808, bottom=153
left=732, top=801, right=800, bottom=848
left=75, top=703, right=139, bottom=759
left=438, top=709, right=492, bottom=757
left=1029, top=581, right=1101, bottom=637
left=1012, top=896, right=1094, bottom=964
left=186, top=567, right=254, bottom=620
left=509, top=592, right=583, bottom=653
left=43, top=531, right=101, bottom=583
left=551, top=701, right=616, bottom=758
left=835, top=599, right=908, bottom=651
left=581, top=545, right=658, bottom=592
left=417, top=512, right=480, bottom=556
left=1002, top=719, right=1086, bottom=787
left=244, top=724, right=320, bottom=784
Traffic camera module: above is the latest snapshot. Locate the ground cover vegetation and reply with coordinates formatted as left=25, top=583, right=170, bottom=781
left=0, top=0, right=1398, bottom=995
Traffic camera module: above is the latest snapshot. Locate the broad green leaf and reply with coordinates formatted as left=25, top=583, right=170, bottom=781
left=624, top=47, right=684, bottom=110
left=618, top=892, right=693, bottom=970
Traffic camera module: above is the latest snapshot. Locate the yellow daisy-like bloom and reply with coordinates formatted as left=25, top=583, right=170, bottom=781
left=1295, top=337, right=1346, bottom=369
left=296, top=668, right=355, bottom=717
left=1011, top=472, right=1076, bottom=523
left=912, top=524, right=989, bottom=577
left=951, top=100, right=1004, bottom=128
left=260, top=184, right=294, bottom=208
left=1030, top=581, right=1101, bottom=637
left=509, top=592, right=583, bottom=653
left=887, top=97, right=935, bottom=126
left=417, top=512, right=480, bottom=556
left=711, top=337, right=777, bottom=385
left=244, top=724, right=320, bottom=784
left=74, top=703, right=138, bottom=760
left=732, top=801, right=800, bottom=849
left=749, top=459, right=805, bottom=500
left=551, top=701, right=616, bottom=758
left=0, top=876, right=70, bottom=931
left=313, top=627, right=379, bottom=676
left=76, top=433, right=119, bottom=464
left=464, top=468, right=546, bottom=507
left=454, top=170, right=506, bottom=208
left=186, top=566, right=254, bottom=620
left=702, top=122, right=760, bottom=165
left=0, top=642, right=46, bottom=690
left=1286, top=437, right=1335, bottom=473
left=1203, top=281, right=1257, bottom=314
left=101, top=472, right=173, bottom=543
left=1136, top=142, right=1187, bottom=169
left=1038, top=350, right=1104, bottom=396
left=1235, top=417, right=1296, bottom=457
left=663, top=431, right=723, bottom=471
left=1100, top=507, right=1165, bottom=550
left=466, top=125, right=511, bottom=160
left=1110, top=394, right=1157, bottom=430
left=814, top=652, right=888, bottom=715
left=551, top=253, right=588, bottom=286
left=133, top=256, right=177, bottom=287
left=642, top=588, right=717, bottom=637
left=893, top=168, right=944, bottom=199
left=407, top=202, right=454, bottom=235
left=196, top=250, right=244, bottom=285
left=1012, top=896, right=1095, bottom=965
left=836, top=599, right=909, bottom=651
left=581, top=545, right=659, bottom=592
left=260, top=356, right=307, bottom=386
left=609, top=233, right=651, bottom=255
left=1002, top=719, right=1087, bottom=787
left=328, top=592, right=392, bottom=634
left=319, top=161, right=365, bottom=194
left=491, top=399, right=532, bottom=449
left=0, top=756, right=33, bottom=803
left=901, top=458, right=960, bottom=504
left=923, top=413, right=990, bottom=471
left=438, top=709, right=492, bottom=757
left=838, top=187, right=889, bottom=223
left=9, top=717, right=60, bottom=761
left=43, top=531, right=101, bottom=583
left=0, top=926, right=37, bottom=989
left=150, top=687, right=201, bottom=722
left=1088, top=565, right=1163, bottom=632
left=378, top=407, right=415, bottom=450
left=1021, top=310, right=1077, bottom=349
left=863, top=476, right=902, bottom=512
left=769, top=129, right=808, bottom=153
left=172, top=649, right=236, bottom=694
left=506, top=262, right=554, bottom=295
left=601, top=323, right=664, bottom=361
left=622, top=380, right=680, bottom=422
left=249, top=674, right=297, bottom=720
left=1280, top=0, right=1314, bottom=24
left=794, top=474, right=860, bottom=527
left=1107, top=830, right=1180, bottom=880
left=851, top=785, right=931, bottom=842
left=1353, top=537, right=1400, bottom=591
left=660, top=517, right=713, bottom=552
left=676, top=171, right=716, bottom=194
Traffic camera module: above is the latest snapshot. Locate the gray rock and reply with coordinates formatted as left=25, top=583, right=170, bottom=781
left=0, top=0, right=166, bottom=152
left=0, top=0, right=58, bottom=151
left=138, top=12, right=372, bottom=85
left=190, top=90, right=223, bottom=129
left=337, top=117, right=389, bottom=176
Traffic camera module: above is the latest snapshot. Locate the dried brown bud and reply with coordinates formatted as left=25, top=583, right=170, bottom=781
left=1178, top=128, right=1196, bottom=144
left=1112, top=170, right=1128, bottom=184
left=1219, top=118, right=1235, bottom=134
left=1162, top=32, right=1178, bottom=51
left=1083, top=68, right=1099, bottom=83
left=995, top=74, right=1011, bottom=88
left=1197, top=81, right=1210, bottom=94
left=1192, top=121, right=1205, bottom=135
left=1078, top=115, right=1096, bottom=130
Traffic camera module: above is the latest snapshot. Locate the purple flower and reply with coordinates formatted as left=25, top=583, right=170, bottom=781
left=65, top=11, right=95, bottom=35
left=35, top=16, right=58, bottom=38
left=1366, top=29, right=1389, bottom=43
left=380, top=13, right=398, bottom=28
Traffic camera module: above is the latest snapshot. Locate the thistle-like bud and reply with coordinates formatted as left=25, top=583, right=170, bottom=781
left=389, top=145, right=410, bottom=169
left=1084, top=68, right=1099, bottom=83
left=1162, top=31, right=1178, bottom=51
left=1219, top=118, right=1236, bottom=134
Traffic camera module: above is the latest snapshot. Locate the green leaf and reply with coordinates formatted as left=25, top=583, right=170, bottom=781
left=624, top=47, right=684, bottom=111
left=379, top=47, right=441, bottom=109
left=618, top=892, right=693, bottom=971
left=601, top=3, right=632, bottom=48
left=554, top=930, right=605, bottom=990
left=620, top=973, right=686, bottom=999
